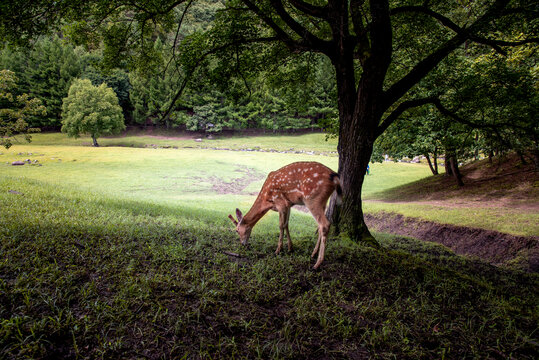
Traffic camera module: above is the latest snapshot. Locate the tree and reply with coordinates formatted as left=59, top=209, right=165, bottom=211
left=61, top=78, right=125, bottom=146
left=217, top=0, right=538, bottom=243
left=376, top=40, right=539, bottom=182
left=83, top=66, right=133, bottom=123
left=25, top=37, right=82, bottom=127
left=0, top=37, right=82, bottom=128
left=1, top=0, right=537, bottom=244
left=0, top=70, right=46, bottom=149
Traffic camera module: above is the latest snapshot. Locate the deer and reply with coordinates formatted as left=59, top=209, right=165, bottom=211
left=228, top=161, right=342, bottom=269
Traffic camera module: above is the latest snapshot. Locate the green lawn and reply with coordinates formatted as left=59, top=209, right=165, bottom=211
left=26, top=130, right=340, bottom=153
left=0, top=133, right=433, bottom=235
left=1, top=132, right=537, bottom=358
left=4, top=131, right=536, bottom=237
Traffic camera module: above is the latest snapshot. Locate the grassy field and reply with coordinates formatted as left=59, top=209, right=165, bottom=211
left=6, top=131, right=537, bottom=237
left=1, top=132, right=538, bottom=359
left=1, top=132, right=433, bottom=236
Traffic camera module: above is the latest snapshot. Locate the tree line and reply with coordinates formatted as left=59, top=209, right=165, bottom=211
left=0, top=33, right=337, bottom=135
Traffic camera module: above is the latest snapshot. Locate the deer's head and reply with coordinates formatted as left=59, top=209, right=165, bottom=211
left=228, top=208, right=252, bottom=245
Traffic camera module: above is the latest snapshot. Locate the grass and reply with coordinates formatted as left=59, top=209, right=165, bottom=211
left=25, top=130, right=339, bottom=154
left=363, top=201, right=539, bottom=237
left=1, top=132, right=538, bottom=358
left=1, top=176, right=538, bottom=359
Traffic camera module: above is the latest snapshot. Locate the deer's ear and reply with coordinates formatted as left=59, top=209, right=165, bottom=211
left=236, top=208, right=243, bottom=222
left=228, top=214, right=238, bottom=226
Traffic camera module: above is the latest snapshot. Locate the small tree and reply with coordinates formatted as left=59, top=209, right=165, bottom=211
left=61, top=79, right=125, bottom=146
left=0, top=70, right=45, bottom=149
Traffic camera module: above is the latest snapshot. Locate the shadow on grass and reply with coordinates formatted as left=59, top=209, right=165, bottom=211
left=1, top=176, right=538, bottom=359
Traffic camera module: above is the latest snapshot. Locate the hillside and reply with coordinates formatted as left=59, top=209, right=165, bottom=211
left=365, top=153, right=539, bottom=272
left=370, top=153, right=538, bottom=208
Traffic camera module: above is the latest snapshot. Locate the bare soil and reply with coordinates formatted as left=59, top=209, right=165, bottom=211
left=208, top=165, right=265, bottom=194
left=365, top=212, right=539, bottom=272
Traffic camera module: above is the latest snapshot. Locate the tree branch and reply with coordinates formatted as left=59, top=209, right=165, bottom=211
left=268, top=0, right=330, bottom=53
left=431, top=98, right=532, bottom=132
left=240, top=0, right=307, bottom=52
left=367, top=0, right=392, bottom=73
left=390, top=5, right=464, bottom=33
left=384, top=0, right=513, bottom=109
left=390, top=3, right=538, bottom=55
left=350, top=0, right=370, bottom=64
left=160, top=36, right=280, bottom=121
left=288, top=0, right=328, bottom=19
left=377, top=97, right=437, bottom=137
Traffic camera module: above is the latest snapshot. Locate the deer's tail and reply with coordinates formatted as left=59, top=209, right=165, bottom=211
left=329, top=172, right=343, bottom=205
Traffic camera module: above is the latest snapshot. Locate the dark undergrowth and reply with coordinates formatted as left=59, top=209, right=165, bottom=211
left=1, top=177, right=538, bottom=359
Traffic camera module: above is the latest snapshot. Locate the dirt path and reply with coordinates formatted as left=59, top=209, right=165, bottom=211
left=365, top=211, right=539, bottom=272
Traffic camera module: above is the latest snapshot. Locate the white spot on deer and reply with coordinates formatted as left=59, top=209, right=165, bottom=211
left=313, top=173, right=319, bottom=178
left=317, top=180, right=323, bottom=185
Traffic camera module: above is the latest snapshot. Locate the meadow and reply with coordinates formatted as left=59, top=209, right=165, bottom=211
left=1, top=132, right=537, bottom=359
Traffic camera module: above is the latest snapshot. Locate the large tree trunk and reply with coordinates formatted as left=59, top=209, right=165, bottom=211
left=326, top=64, right=379, bottom=247
left=92, top=135, right=99, bottom=147
left=336, top=130, right=377, bottom=245
left=445, top=148, right=464, bottom=186
left=324, top=0, right=391, bottom=247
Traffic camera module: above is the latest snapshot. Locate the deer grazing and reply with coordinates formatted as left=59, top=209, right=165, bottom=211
left=228, top=161, right=342, bottom=269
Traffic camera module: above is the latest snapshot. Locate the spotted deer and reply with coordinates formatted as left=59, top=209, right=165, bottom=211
left=228, top=161, right=342, bottom=269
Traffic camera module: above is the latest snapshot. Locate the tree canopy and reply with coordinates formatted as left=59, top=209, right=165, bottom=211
left=61, top=78, right=125, bottom=146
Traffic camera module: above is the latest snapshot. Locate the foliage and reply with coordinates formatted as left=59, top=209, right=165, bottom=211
left=0, top=37, right=82, bottom=128
left=24, top=37, right=82, bottom=127
left=129, top=38, right=183, bottom=128
left=83, top=67, right=132, bottom=121
left=0, top=70, right=45, bottom=148
left=61, top=79, right=125, bottom=146
left=375, top=41, right=539, bottom=175
left=1, top=0, right=537, bottom=240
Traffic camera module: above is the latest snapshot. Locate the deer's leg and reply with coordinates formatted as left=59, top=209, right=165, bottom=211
left=311, top=229, right=321, bottom=259
left=275, top=207, right=288, bottom=255
left=306, top=202, right=330, bottom=269
left=285, top=209, right=293, bottom=252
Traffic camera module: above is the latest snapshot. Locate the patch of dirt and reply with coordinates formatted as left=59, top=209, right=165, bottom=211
left=365, top=212, right=539, bottom=272
left=207, top=165, right=265, bottom=194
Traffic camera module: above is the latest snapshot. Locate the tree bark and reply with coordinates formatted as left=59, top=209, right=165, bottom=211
left=425, top=154, right=438, bottom=175
left=450, top=156, right=464, bottom=186
left=434, top=147, right=439, bottom=174
left=92, top=135, right=99, bottom=147
left=445, top=148, right=464, bottom=186
left=444, top=154, right=453, bottom=177
left=324, top=37, right=381, bottom=246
